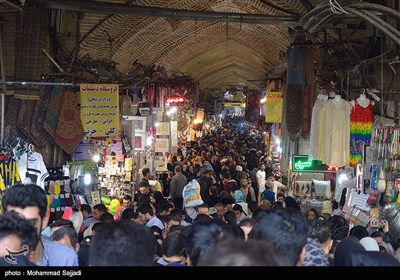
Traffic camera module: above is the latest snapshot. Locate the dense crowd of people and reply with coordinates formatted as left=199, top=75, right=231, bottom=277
left=1, top=122, right=400, bottom=266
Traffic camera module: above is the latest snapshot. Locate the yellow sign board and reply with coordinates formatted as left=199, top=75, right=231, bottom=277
left=224, top=102, right=245, bottom=107
left=80, top=84, right=119, bottom=137
left=265, top=91, right=282, bottom=123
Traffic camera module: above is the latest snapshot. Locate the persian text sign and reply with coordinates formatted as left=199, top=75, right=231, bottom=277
left=265, top=91, right=282, bottom=123
left=80, top=84, right=119, bottom=137
left=292, top=155, right=339, bottom=173
left=166, top=95, right=185, bottom=106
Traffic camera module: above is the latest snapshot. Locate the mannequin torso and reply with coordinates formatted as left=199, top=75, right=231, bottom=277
left=357, top=93, right=370, bottom=108
left=352, top=93, right=373, bottom=108
left=333, top=94, right=342, bottom=102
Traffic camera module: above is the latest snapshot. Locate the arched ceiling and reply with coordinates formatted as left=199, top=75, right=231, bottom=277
left=28, top=0, right=313, bottom=90
left=25, top=0, right=398, bottom=92
left=77, top=0, right=302, bottom=90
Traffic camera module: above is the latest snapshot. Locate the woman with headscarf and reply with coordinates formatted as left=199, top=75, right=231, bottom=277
left=234, top=190, right=248, bottom=216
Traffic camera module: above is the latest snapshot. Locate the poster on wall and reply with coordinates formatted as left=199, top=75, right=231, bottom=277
left=156, top=122, right=169, bottom=136
left=155, top=138, right=169, bottom=152
left=134, top=133, right=146, bottom=151
left=80, top=84, right=119, bottom=137
left=130, top=116, right=146, bottom=133
left=154, top=156, right=168, bottom=172
left=170, top=121, right=178, bottom=148
left=265, top=91, right=282, bottom=123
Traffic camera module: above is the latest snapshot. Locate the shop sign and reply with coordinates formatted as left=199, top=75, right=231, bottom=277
left=224, top=102, right=245, bottom=107
left=265, top=91, right=282, bottom=123
left=292, top=155, right=339, bottom=173
left=166, top=95, right=185, bottom=106
left=80, top=84, right=119, bottom=137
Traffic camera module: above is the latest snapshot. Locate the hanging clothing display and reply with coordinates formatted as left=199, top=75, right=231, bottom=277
left=0, top=158, right=21, bottom=191
left=310, top=94, right=328, bottom=159
left=318, top=96, right=351, bottom=166
left=350, top=97, right=374, bottom=167
left=16, top=151, right=49, bottom=190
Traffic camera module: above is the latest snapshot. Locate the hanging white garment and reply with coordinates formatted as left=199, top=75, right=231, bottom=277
left=16, top=152, right=49, bottom=189
left=310, top=95, right=327, bottom=159
left=319, top=97, right=351, bottom=166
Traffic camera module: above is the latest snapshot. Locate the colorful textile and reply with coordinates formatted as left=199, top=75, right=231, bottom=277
left=285, top=47, right=305, bottom=140
left=54, top=89, right=85, bottom=154
left=287, top=47, right=305, bottom=86
left=17, top=100, right=48, bottom=148
left=302, top=47, right=314, bottom=138
left=17, top=100, right=36, bottom=137
left=33, top=85, right=54, bottom=143
left=4, top=97, right=24, bottom=139
left=285, top=85, right=303, bottom=140
left=44, top=86, right=65, bottom=137
left=245, top=90, right=260, bottom=126
left=301, top=85, right=312, bottom=138
left=350, top=100, right=374, bottom=167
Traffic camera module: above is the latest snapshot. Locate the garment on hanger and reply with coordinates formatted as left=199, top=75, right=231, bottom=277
left=16, top=151, right=49, bottom=190
left=0, top=157, right=21, bottom=191
left=310, top=94, right=328, bottom=159
left=350, top=96, right=374, bottom=167
left=318, top=97, right=351, bottom=166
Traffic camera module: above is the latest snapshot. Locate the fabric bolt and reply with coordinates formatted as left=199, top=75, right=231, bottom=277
left=350, top=99, right=374, bottom=167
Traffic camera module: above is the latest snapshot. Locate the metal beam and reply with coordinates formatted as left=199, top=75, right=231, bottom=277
left=259, top=0, right=301, bottom=17
left=27, top=0, right=298, bottom=25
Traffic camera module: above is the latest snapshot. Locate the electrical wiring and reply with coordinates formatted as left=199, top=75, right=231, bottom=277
left=329, top=0, right=349, bottom=15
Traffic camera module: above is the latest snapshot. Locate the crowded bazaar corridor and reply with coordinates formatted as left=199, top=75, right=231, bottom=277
left=0, top=0, right=400, bottom=269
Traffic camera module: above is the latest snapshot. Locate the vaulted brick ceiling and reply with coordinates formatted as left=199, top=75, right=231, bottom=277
left=27, top=0, right=385, bottom=90
left=71, top=0, right=313, bottom=90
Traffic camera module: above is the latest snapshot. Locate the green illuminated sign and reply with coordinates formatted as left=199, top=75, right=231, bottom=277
left=292, top=155, right=339, bottom=173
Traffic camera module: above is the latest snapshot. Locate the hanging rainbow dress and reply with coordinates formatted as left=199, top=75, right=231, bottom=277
left=350, top=99, right=374, bottom=167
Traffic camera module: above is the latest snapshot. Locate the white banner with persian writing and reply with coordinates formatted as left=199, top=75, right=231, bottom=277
left=170, top=121, right=178, bottom=148
left=80, top=84, right=119, bottom=137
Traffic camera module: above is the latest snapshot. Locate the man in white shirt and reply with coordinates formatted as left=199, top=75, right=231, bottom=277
left=256, top=163, right=266, bottom=205
left=266, top=173, right=288, bottom=199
